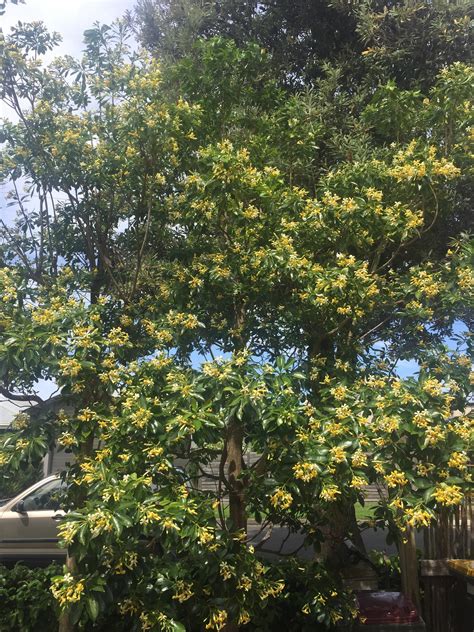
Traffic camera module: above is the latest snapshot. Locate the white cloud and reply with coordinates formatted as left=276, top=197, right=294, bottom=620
left=2, top=0, right=135, bottom=57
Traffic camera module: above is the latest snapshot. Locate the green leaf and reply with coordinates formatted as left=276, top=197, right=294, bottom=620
left=86, top=596, right=100, bottom=622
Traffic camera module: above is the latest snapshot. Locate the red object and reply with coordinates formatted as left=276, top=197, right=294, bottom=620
left=356, top=591, right=421, bottom=624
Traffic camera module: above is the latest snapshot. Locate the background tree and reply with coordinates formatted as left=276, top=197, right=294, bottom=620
left=134, top=0, right=473, bottom=86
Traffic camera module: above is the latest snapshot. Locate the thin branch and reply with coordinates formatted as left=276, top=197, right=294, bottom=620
left=369, top=237, right=388, bottom=274
left=248, top=521, right=272, bottom=544
left=12, top=179, right=38, bottom=269
left=357, top=315, right=392, bottom=342
left=129, top=189, right=152, bottom=300
left=422, top=181, right=440, bottom=236
left=0, top=219, right=38, bottom=282
left=377, top=185, right=440, bottom=273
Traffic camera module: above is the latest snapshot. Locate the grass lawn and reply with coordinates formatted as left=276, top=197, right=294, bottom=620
left=214, top=501, right=378, bottom=523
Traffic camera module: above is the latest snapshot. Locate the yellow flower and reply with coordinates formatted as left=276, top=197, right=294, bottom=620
left=384, top=471, right=408, bottom=488
left=58, top=522, right=76, bottom=545
left=243, top=204, right=260, bottom=220
left=95, top=448, right=111, bottom=462
left=31, top=307, right=57, bottom=325
left=431, top=158, right=460, bottom=178
left=330, top=446, right=346, bottom=463
left=448, top=452, right=469, bottom=470
left=220, top=562, right=234, bottom=580
left=139, top=509, right=161, bottom=525
left=58, top=433, right=78, bottom=448
left=293, top=462, right=318, bottom=482
left=413, top=411, right=430, bottom=428
left=416, top=462, right=434, bottom=477
left=162, top=518, right=179, bottom=531
left=425, top=427, right=444, bottom=445
left=51, top=574, right=85, bottom=608
left=260, top=580, right=285, bottom=599
left=457, top=267, right=474, bottom=290
left=326, top=421, right=344, bottom=436
left=405, top=507, right=432, bottom=528
left=139, top=612, right=152, bottom=631
left=350, top=476, right=367, bottom=489
left=422, top=378, right=443, bottom=397
left=320, top=484, right=341, bottom=502
left=205, top=610, right=228, bottom=631
left=146, top=446, right=164, bottom=459
left=352, top=450, right=368, bottom=468
left=88, top=510, right=114, bottom=536
left=341, top=197, right=358, bottom=212
left=172, top=580, right=194, bottom=603
left=77, top=407, right=96, bottom=423
left=270, top=489, right=293, bottom=510
left=335, top=404, right=351, bottom=419
left=198, top=527, right=214, bottom=545
left=331, top=385, right=348, bottom=400
left=237, top=575, right=252, bottom=592
left=389, top=498, right=404, bottom=511
left=238, top=610, right=251, bottom=625
left=130, top=407, right=153, bottom=429
left=59, top=357, right=82, bottom=378
left=118, top=599, right=140, bottom=615
left=432, top=484, right=463, bottom=506
left=365, top=187, right=383, bottom=202
left=106, top=327, right=130, bottom=347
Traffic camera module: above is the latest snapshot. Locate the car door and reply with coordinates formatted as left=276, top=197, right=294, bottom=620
left=0, top=478, right=66, bottom=560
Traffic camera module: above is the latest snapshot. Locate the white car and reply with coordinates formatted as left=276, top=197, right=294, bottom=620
left=0, top=467, right=189, bottom=563
left=0, top=475, right=66, bottom=563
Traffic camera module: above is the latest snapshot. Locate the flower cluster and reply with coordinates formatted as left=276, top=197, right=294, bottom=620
left=51, top=574, right=85, bottom=608
left=270, top=489, right=293, bottom=510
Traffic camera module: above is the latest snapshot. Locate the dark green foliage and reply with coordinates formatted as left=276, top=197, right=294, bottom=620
left=0, top=564, right=60, bottom=632
left=0, top=433, right=42, bottom=500
left=135, top=0, right=473, bottom=88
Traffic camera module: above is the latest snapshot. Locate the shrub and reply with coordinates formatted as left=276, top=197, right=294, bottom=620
left=0, top=563, right=61, bottom=632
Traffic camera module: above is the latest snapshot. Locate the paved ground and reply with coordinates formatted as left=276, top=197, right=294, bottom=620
left=247, top=521, right=424, bottom=560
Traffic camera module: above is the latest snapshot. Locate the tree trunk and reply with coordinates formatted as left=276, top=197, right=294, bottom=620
left=222, top=410, right=246, bottom=632
left=58, top=554, right=77, bottom=632
left=399, top=526, right=421, bottom=611
left=307, top=336, right=366, bottom=567
left=318, top=501, right=365, bottom=569
left=226, top=418, right=246, bottom=532
left=225, top=300, right=247, bottom=632
left=58, top=422, right=95, bottom=631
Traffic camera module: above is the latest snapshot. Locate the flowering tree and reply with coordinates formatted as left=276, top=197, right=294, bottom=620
left=0, top=10, right=472, bottom=632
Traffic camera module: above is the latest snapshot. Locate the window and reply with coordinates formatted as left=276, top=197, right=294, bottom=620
left=22, top=479, right=64, bottom=512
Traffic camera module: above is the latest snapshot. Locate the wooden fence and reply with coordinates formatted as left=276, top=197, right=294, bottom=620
left=421, top=495, right=473, bottom=632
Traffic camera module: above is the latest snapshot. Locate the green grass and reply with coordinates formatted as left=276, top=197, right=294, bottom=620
left=213, top=502, right=378, bottom=524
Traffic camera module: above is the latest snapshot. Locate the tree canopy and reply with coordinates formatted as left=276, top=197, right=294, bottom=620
left=0, top=2, right=472, bottom=630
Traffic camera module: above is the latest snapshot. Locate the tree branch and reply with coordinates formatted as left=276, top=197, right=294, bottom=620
left=0, top=385, right=43, bottom=405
